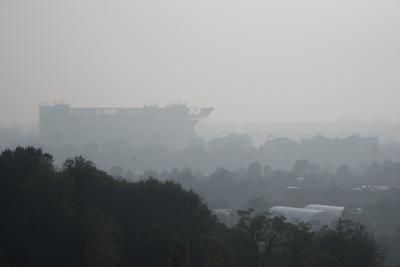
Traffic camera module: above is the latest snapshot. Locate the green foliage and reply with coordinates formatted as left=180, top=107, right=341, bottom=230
left=84, top=211, right=120, bottom=267
left=0, top=147, right=217, bottom=267
left=0, top=147, right=390, bottom=267
left=317, top=219, right=384, bottom=267
left=236, top=210, right=288, bottom=266
left=169, top=239, right=191, bottom=267
left=204, top=236, right=227, bottom=267
left=234, top=210, right=384, bottom=267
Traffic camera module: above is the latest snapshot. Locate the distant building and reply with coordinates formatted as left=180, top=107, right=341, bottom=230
left=270, top=204, right=346, bottom=230
left=213, top=204, right=349, bottom=230
left=39, top=103, right=213, bottom=147
left=303, top=204, right=345, bottom=217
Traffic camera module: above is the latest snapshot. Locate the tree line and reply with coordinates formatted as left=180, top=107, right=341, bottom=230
left=2, top=127, right=400, bottom=175
left=0, top=147, right=391, bottom=267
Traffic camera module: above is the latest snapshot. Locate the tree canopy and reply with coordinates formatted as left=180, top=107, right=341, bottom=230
left=0, top=147, right=390, bottom=267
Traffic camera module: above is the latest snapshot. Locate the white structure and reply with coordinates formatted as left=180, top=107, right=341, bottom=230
left=270, top=204, right=345, bottom=230
left=304, top=204, right=345, bottom=218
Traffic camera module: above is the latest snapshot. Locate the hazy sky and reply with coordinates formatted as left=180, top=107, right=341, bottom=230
left=1, top=0, right=399, bottom=127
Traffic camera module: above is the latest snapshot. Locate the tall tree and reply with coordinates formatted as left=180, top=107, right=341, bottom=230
left=84, top=211, right=120, bottom=267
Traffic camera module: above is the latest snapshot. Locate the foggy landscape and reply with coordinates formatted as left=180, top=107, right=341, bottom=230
left=1, top=0, right=400, bottom=266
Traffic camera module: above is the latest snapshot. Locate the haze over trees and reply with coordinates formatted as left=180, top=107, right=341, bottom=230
left=0, top=147, right=391, bottom=267
left=1, top=123, right=400, bottom=266
left=2, top=126, right=400, bottom=175
left=1, top=0, right=400, bottom=265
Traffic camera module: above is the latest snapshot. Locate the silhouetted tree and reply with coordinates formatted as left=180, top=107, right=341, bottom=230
left=292, top=159, right=310, bottom=177
left=336, top=164, right=354, bottom=178
left=84, top=211, right=119, bottom=267
left=169, top=239, right=190, bottom=267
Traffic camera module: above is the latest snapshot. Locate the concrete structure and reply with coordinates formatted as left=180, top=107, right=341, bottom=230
left=39, top=103, right=213, bottom=147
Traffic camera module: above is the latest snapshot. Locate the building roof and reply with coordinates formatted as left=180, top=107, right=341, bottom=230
left=304, top=204, right=345, bottom=217
left=270, top=206, right=337, bottom=227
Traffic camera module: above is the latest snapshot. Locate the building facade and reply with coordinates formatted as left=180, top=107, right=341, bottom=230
left=39, top=103, right=213, bottom=147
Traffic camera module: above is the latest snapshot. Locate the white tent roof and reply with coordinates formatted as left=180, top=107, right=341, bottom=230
left=270, top=206, right=337, bottom=227
left=304, top=204, right=345, bottom=217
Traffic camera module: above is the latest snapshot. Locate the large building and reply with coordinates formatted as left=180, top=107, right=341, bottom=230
left=39, top=103, right=213, bottom=147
